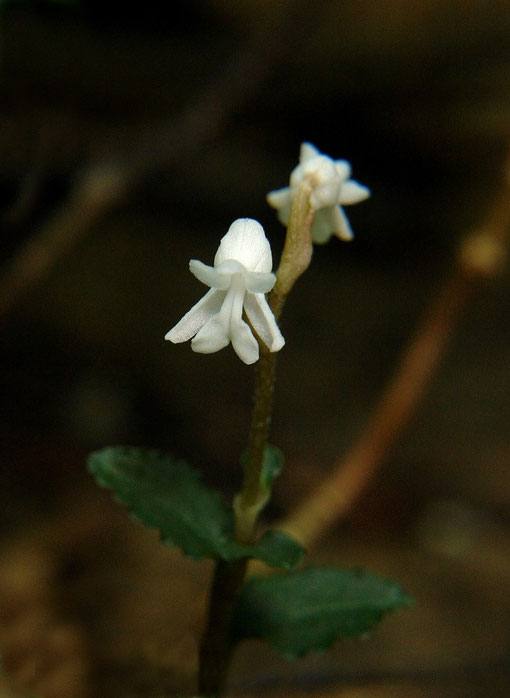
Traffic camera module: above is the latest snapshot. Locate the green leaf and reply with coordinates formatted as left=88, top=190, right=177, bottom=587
left=251, top=530, right=304, bottom=569
left=88, top=446, right=304, bottom=568
left=232, top=567, right=412, bottom=657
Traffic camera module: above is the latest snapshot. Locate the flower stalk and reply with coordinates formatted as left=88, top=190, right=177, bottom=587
left=234, top=181, right=315, bottom=543
left=233, top=349, right=277, bottom=542
left=270, top=180, right=315, bottom=317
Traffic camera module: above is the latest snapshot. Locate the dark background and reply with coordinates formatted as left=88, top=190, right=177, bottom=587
left=1, top=2, right=510, bottom=696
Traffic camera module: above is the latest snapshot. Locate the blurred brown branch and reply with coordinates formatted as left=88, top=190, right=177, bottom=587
left=0, top=1, right=309, bottom=318
left=0, top=48, right=261, bottom=316
left=279, top=151, right=510, bottom=548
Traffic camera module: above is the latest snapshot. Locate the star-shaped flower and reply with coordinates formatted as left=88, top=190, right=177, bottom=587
left=267, top=142, right=370, bottom=244
left=165, top=218, right=284, bottom=365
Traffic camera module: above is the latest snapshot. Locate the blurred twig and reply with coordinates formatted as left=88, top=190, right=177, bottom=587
left=0, top=43, right=260, bottom=316
left=279, top=152, right=510, bottom=548
left=0, top=2, right=306, bottom=318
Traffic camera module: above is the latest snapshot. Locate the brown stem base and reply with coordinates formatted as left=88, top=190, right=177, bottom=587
left=198, top=559, right=248, bottom=697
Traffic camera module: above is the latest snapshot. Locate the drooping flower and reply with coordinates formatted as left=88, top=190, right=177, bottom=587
left=267, top=142, right=370, bottom=244
left=165, top=218, right=284, bottom=365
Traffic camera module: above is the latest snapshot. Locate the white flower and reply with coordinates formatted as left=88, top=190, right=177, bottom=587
left=267, top=142, right=370, bottom=244
left=165, top=218, right=285, bottom=365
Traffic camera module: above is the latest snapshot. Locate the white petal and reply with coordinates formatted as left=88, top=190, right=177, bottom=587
left=267, top=187, right=291, bottom=209
left=214, top=218, right=272, bottom=273
left=310, top=209, right=333, bottom=244
left=189, top=260, right=231, bottom=289
left=275, top=199, right=291, bottom=226
left=334, top=159, right=352, bottom=180
left=310, top=178, right=341, bottom=209
left=302, top=154, right=336, bottom=180
left=302, top=156, right=341, bottom=208
left=244, top=271, right=276, bottom=294
left=300, top=142, right=319, bottom=163
left=339, top=180, right=370, bottom=205
left=289, top=163, right=305, bottom=188
left=191, top=316, right=230, bottom=354
left=327, top=205, right=354, bottom=241
left=214, top=260, right=275, bottom=293
left=244, top=293, right=285, bottom=353
left=223, top=276, right=260, bottom=364
left=165, top=289, right=225, bottom=343
left=214, top=259, right=245, bottom=276
left=230, top=319, right=260, bottom=364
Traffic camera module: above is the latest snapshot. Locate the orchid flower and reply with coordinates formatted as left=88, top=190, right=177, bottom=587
left=165, top=218, right=284, bottom=365
left=267, top=142, right=370, bottom=244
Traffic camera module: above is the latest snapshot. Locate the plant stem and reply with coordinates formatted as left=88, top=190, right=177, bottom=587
left=197, top=181, right=315, bottom=696
left=234, top=349, right=278, bottom=542
left=198, top=558, right=248, bottom=697
left=270, top=181, right=315, bottom=319
left=234, top=181, right=314, bottom=543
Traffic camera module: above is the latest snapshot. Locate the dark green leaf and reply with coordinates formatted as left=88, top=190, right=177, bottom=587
left=251, top=530, right=304, bottom=569
left=232, top=567, right=412, bottom=657
left=88, top=447, right=304, bottom=567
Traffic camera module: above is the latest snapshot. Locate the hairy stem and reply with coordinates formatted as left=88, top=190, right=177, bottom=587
left=234, top=182, right=314, bottom=543
left=234, top=350, right=278, bottom=542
